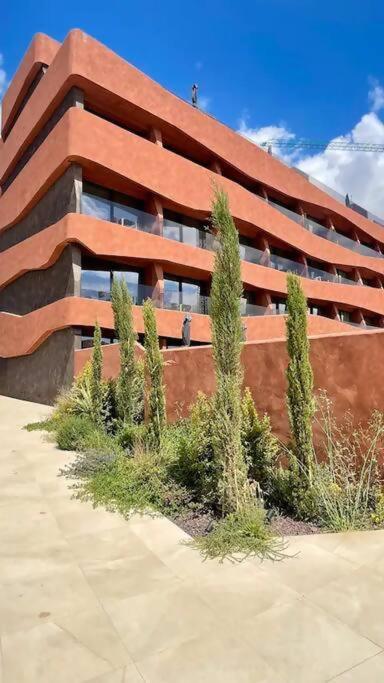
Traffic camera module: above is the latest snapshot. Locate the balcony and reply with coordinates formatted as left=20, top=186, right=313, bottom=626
left=80, top=271, right=280, bottom=318
left=268, top=199, right=382, bottom=260
left=81, top=190, right=373, bottom=284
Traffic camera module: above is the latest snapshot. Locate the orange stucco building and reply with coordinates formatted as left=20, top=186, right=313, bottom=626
left=1, top=30, right=384, bottom=404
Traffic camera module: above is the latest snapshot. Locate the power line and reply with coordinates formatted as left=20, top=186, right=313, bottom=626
left=260, top=139, right=384, bottom=153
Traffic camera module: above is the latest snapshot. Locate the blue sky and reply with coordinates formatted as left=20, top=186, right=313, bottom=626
left=1, top=0, right=384, bottom=213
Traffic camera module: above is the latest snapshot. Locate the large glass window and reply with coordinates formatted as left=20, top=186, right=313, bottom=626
left=113, top=271, right=140, bottom=302
left=81, top=270, right=111, bottom=300
left=163, top=277, right=202, bottom=312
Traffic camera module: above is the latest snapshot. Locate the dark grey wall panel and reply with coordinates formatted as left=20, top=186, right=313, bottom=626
left=0, top=245, right=81, bottom=315
left=0, top=164, right=82, bottom=252
left=2, top=87, right=84, bottom=192
left=0, top=328, right=75, bottom=405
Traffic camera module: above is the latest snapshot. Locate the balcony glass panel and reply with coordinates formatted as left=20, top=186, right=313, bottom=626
left=81, top=270, right=111, bottom=300
left=82, top=193, right=111, bottom=221
left=113, top=271, right=140, bottom=301
left=269, top=198, right=383, bottom=259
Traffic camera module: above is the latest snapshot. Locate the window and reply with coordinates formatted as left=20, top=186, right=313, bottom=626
left=81, top=270, right=111, bottom=300
left=113, top=270, right=140, bottom=302
left=163, top=276, right=204, bottom=313
left=271, top=297, right=287, bottom=314
left=339, top=310, right=351, bottom=323
left=81, top=267, right=143, bottom=302
left=308, top=304, right=325, bottom=316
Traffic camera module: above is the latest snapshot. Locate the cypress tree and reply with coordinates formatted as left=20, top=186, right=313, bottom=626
left=111, top=277, right=137, bottom=424
left=210, top=187, right=251, bottom=515
left=143, top=298, right=166, bottom=446
left=285, top=273, right=315, bottom=485
left=90, top=321, right=103, bottom=426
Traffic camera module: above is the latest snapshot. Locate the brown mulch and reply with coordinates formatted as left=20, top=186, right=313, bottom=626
left=271, top=515, right=321, bottom=536
left=172, top=508, right=321, bottom=538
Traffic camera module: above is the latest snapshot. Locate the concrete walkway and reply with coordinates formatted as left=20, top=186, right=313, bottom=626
left=1, top=397, right=384, bottom=682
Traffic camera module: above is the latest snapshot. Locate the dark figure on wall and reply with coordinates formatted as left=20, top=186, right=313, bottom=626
left=191, top=84, right=198, bottom=107
left=182, top=316, right=192, bottom=346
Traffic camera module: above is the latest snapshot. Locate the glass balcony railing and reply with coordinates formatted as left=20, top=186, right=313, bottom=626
left=81, top=192, right=372, bottom=287
left=80, top=271, right=282, bottom=318
left=268, top=199, right=382, bottom=260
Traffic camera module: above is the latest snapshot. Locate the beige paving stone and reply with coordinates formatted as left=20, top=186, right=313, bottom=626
left=331, top=652, right=384, bottom=681
left=1, top=618, right=115, bottom=683
left=257, top=539, right=356, bottom=594
left=0, top=562, right=100, bottom=635
left=308, top=564, right=384, bottom=647
left=238, top=597, right=380, bottom=683
left=103, top=579, right=218, bottom=662
left=195, top=568, right=300, bottom=622
left=82, top=554, right=178, bottom=603
left=45, top=495, right=128, bottom=538
left=135, top=632, right=286, bottom=683
left=87, top=663, right=144, bottom=682
left=330, top=529, right=384, bottom=567
left=67, top=526, right=150, bottom=566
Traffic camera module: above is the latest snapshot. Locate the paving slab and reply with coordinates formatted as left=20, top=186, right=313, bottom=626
left=1, top=394, right=384, bottom=682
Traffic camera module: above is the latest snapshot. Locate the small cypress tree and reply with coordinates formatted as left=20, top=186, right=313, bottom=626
left=143, top=298, right=166, bottom=446
left=210, top=187, right=251, bottom=515
left=111, top=277, right=137, bottom=424
left=286, top=273, right=315, bottom=485
left=90, top=321, right=103, bottom=426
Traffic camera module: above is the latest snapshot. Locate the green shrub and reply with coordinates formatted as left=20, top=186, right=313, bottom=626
left=90, top=322, right=104, bottom=426
left=117, top=422, right=148, bottom=451
left=192, top=504, right=286, bottom=561
left=285, top=273, right=315, bottom=485
left=169, top=394, right=218, bottom=507
left=24, top=418, right=57, bottom=432
left=210, top=188, right=251, bottom=515
left=60, top=450, right=117, bottom=480
left=307, top=394, right=384, bottom=531
left=56, top=415, right=95, bottom=451
left=78, top=446, right=190, bottom=517
left=143, top=298, right=166, bottom=447
left=241, top=388, right=279, bottom=494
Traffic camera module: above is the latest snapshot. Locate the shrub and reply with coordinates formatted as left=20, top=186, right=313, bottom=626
left=308, top=394, right=384, bottom=531
left=117, top=421, right=148, bottom=451
left=143, top=298, right=166, bottom=447
left=192, top=504, right=286, bottom=561
left=60, top=450, right=117, bottom=480
left=56, top=415, right=95, bottom=451
left=111, top=277, right=142, bottom=424
left=170, top=393, right=218, bottom=507
left=24, top=418, right=57, bottom=432
left=90, top=322, right=103, bottom=426
left=78, top=445, right=190, bottom=517
left=285, top=273, right=315, bottom=486
left=210, top=188, right=252, bottom=515
left=241, top=387, right=279, bottom=494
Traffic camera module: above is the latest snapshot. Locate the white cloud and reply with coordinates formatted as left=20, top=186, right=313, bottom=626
left=0, top=52, right=7, bottom=132
left=199, top=95, right=211, bottom=112
left=238, top=84, right=384, bottom=218
left=368, top=79, right=384, bottom=113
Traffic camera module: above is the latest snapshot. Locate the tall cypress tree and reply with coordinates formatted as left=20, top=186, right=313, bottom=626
left=210, top=187, right=251, bottom=515
left=90, top=321, right=103, bottom=426
left=143, top=298, right=166, bottom=446
left=286, top=273, right=315, bottom=485
left=111, top=277, right=137, bottom=424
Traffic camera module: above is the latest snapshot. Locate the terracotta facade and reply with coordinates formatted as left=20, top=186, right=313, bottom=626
left=1, top=30, right=384, bottom=403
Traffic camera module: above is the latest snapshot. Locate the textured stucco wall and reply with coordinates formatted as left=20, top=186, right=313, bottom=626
left=0, top=245, right=81, bottom=314
left=0, top=164, right=82, bottom=252
left=75, top=329, right=384, bottom=441
left=0, top=328, right=75, bottom=405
